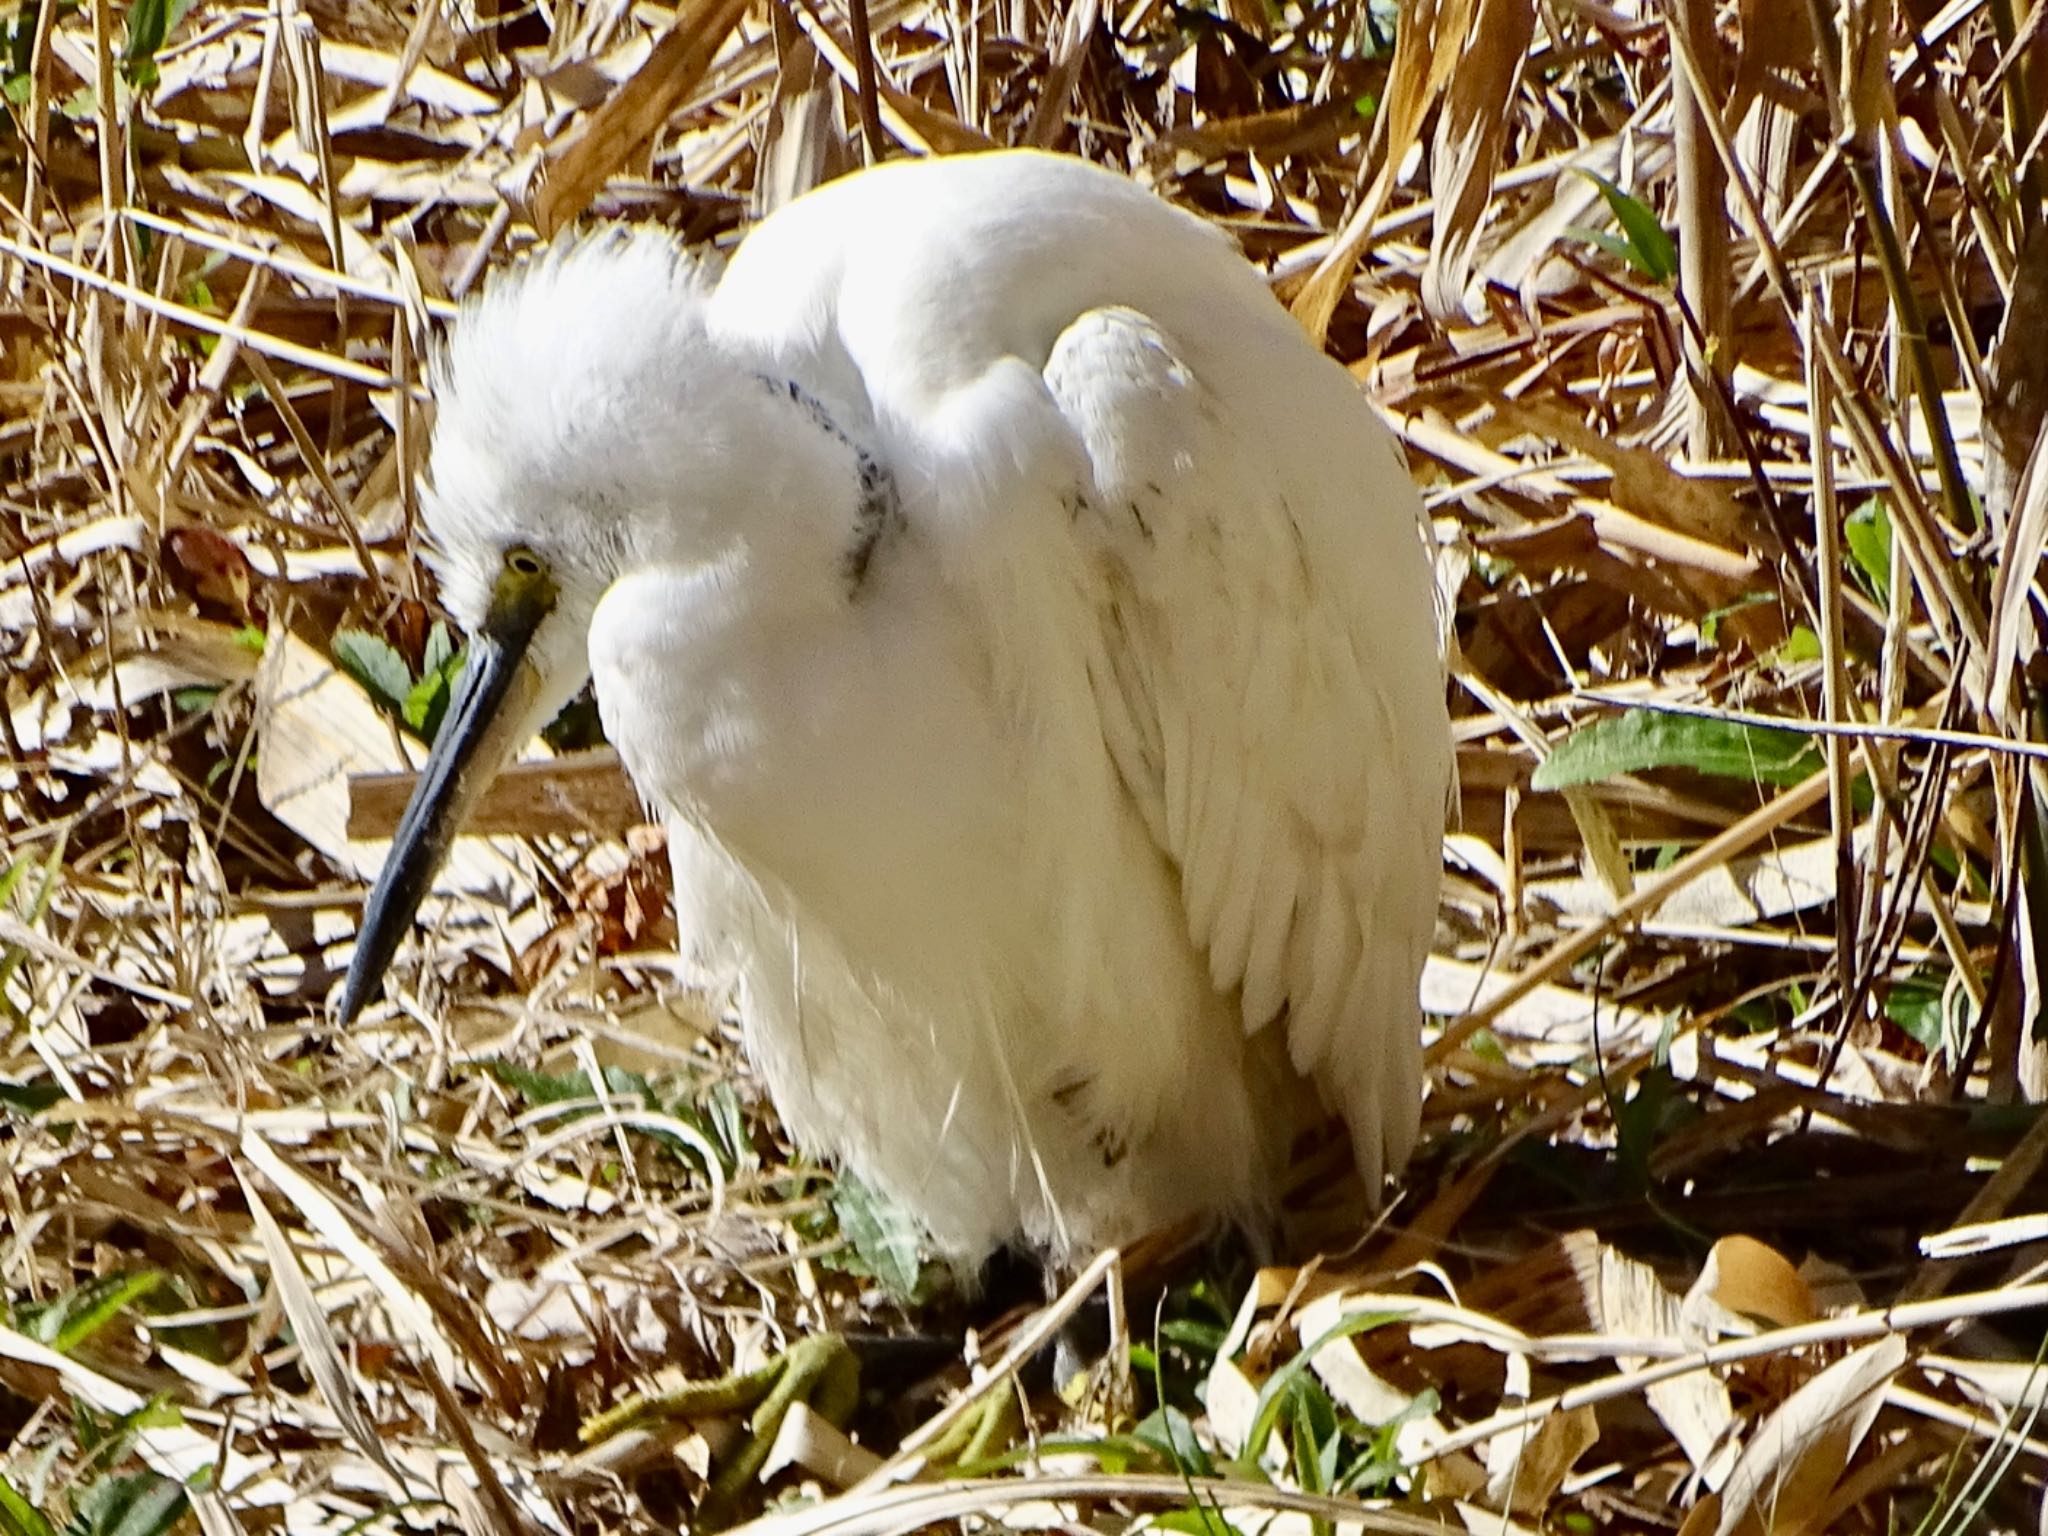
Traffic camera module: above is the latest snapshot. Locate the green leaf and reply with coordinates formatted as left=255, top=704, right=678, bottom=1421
left=1573, top=170, right=1678, bottom=283
left=1131, top=1405, right=1213, bottom=1478
left=482, top=1058, right=602, bottom=1106
left=121, top=0, right=170, bottom=85
left=702, top=1080, right=755, bottom=1174
left=1159, top=1316, right=1228, bottom=1355
left=1013, top=1433, right=1151, bottom=1476
left=1464, top=1026, right=1505, bottom=1063
left=1698, top=589, right=1777, bottom=648
left=1533, top=709, right=1819, bottom=791
left=0, top=854, right=30, bottom=911
left=1611, top=1064, right=1674, bottom=1195
left=479, top=1059, right=732, bottom=1175
left=1886, top=976, right=1948, bottom=1050
left=1726, top=996, right=1784, bottom=1034
left=0, top=1080, right=65, bottom=1117
left=1242, top=1308, right=1407, bottom=1464
left=1151, top=1510, right=1230, bottom=1536
left=1, top=834, right=66, bottom=1028
left=422, top=620, right=456, bottom=679
left=391, top=629, right=469, bottom=741
left=19, top=1270, right=168, bottom=1353
left=72, top=1471, right=188, bottom=1536
left=1569, top=227, right=1645, bottom=272
left=1654, top=1009, right=1679, bottom=1069
left=331, top=629, right=414, bottom=715
left=1338, top=1387, right=1437, bottom=1494
left=1775, top=625, right=1823, bottom=665
left=1845, top=500, right=1893, bottom=604
left=1287, top=1378, right=1341, bottom=1493
left=0, top=1475, right=56, bottom=1536
left=170, top=686, right=219, bottom=715
left=55, top=1271, right=170, bottom=1354
left=401, top=667, right=452, bottom=740
left=828, top=1173, right=926, bottom=1301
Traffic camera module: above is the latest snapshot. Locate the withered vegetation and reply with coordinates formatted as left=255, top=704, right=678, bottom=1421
left=4, top=0, right=2048, bottom=1532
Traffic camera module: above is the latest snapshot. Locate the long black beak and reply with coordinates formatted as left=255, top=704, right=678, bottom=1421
left=337, top=563, right=553, bottom=1022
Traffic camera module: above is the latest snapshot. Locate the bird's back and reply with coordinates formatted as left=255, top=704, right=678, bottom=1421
left=707, top=154, right=1435, bottom=691
left=710, top=155, right=1323, bottom=424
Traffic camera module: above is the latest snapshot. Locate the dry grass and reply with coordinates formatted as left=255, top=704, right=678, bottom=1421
left=5, top=0, right=2048, bottom=1531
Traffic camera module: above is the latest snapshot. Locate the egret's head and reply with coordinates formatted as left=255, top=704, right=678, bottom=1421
left=427, top=228, right=730, bottom=691
left=337, top=229, right=728, bottom=1022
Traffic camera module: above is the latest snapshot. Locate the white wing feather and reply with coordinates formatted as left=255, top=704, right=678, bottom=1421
left=708, top=151, right=1450, bottom=1205
left=1041, top=307, right=1449, bottom=1187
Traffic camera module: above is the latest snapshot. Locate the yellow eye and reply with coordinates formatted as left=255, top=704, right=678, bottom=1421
left=486, top=542, right=558, bottom=629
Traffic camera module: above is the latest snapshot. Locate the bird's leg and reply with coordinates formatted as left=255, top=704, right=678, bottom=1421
left=578, top=1332, right=858, bottom=1527
left=1044, top=1293, right=1141, bottom=1435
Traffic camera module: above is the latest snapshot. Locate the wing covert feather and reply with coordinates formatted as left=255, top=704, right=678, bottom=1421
left=1041, top=306, right=1449, bottom=1186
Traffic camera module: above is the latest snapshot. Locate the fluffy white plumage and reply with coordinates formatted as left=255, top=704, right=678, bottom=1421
left=421, top=150, right=1450, bottom=1265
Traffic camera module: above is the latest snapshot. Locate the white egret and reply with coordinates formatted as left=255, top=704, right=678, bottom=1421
left=340, top=150, right=1452, bottom=1268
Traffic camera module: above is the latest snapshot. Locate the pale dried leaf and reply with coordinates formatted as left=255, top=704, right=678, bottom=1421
left=1422, top=0, right=1534, bottom=319
left=1595, top=1244, right=1739, bottom=1489
left=1714, top=1335, right=1908, bottom=1536
left=235, top=1160, right=411, bottom=1495
left=1482, top=1402, right=1597, bottom=1516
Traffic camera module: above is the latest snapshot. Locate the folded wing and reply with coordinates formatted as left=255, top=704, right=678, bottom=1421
left=1041, top=306, right=1450, bottom=1187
